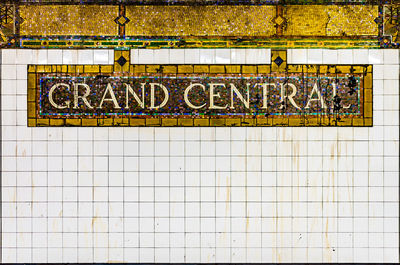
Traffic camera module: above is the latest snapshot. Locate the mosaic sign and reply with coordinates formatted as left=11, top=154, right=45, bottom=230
left=27, top=50, right=372, bottom=127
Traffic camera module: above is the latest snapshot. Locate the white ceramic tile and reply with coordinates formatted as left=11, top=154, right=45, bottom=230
left=215, top=49, right=230, bottom=64
left=199, top=49, right=215, bottom=64
left=1, top=65, right=17, bottom=79
left=338, top=50, right=353, bottom=64
left=153, top=49, right=169, bottom=64
left=93, top=50, right=110, bottom=64
left=245, top=49, right=260, bottom=64
left=2, top=49, right=16, bottom=64
left=184, top=49, right=200, bottom=64
left=1, top=80, right=16, bottom=95
left=250, top=49, right=270, bottom=64
left=169, top=49, right=185, bottom=64
left=353, top=49, right=369, bottom=64
left=264, top=49, right=271, bottom=63
left=286, top=49, right=293, bottom=64
left=16, top=65, right=27, bottom=80
left=383, top=49, right=399, bottom=65
left=384, top=79, right=399, bottom=95
left=0, top=48, right=399, bottom=264
left=130, top=49, right=139, bottom=64
left=62, top=50, right=78, bottom=64
left=384, top=64, right=399, bottom=79
left=369, top=49, right=383, bottom=64
left=308, top=49, right=323, bottom=64
left=108, top=50, right=114, bottom=64
left=77, top=50, right=93, bottom=64
left=290, top=49, right=307, bottom=64
left=47, top=50, right=63, bottom=64
left=231, top=48, right=246, bottom=64
left=16, top=50, right=33, bottom=65
left=322, top=49, right=338, bottom=64
left=138, top=49, right=154, bottom=64
left=37, top=50, right=48, bottom=64
left=373, top=65, right=384, bottom=80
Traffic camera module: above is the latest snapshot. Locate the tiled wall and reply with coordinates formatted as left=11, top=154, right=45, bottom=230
left=1, top=48, right=399, bottom=263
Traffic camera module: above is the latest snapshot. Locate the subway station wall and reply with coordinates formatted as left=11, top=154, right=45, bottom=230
left=1, top=48, right=399, bottom=263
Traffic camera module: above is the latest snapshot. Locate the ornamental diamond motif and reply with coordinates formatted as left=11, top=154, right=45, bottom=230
left=114, top=15, right=130, bottom=26
left=274, top=56, right=284, bottom=67
left=273, top=15, right=286, bottom=26
left=116, top=56, right=127, bottom=66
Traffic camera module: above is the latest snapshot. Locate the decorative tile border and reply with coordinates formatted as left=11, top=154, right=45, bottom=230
left=19, top=38, right=380, bottom=50
left=0, top=1, right=398, bottom=49
left=382, top=2, right=400, bottom=47
left=27, top=50, right=373, bottom=127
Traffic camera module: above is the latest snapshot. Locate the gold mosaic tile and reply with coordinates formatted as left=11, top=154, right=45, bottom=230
left=327, top=5, right=379, bottom=36
left=125, top=6, right=276, bottom=37
left=20, top=5, right=118, bottom=36
left=284, top=5, right=378, bottom=37
left=0, top=2, right=391, bottom=48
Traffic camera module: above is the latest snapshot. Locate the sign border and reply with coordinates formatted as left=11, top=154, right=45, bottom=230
left=27, top=50, right=373, bottom=127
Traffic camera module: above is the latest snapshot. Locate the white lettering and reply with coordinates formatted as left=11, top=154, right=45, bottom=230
left=149, top=83, right=169, bottom=109
left=184, top=83, right=206, bottom=109
left=209, top=83, right=228, bottom=109
left=125, top=83, right=145, bottom=108
left=259, top=83, right=275, bottom=109
left=98, top=83, right=121, bottom=109
left=279, top=83, right=301, bottom=110
left=230, top=83, right=250, bottom=109
left=49, top=83, right=70, bottom=109
left=73, top=83, right=93, bottom=109
left=305, top=82, right=327, bottom=109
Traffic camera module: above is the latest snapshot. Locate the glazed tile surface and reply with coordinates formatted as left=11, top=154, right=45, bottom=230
left=0, top=0, right=399, bottom=263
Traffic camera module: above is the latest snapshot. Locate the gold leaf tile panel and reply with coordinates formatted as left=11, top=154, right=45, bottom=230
left=326, top=5, right=379, bottom=36
left=125, top=6, right=276, bottom=37
left=284, top=5, right=379, bottom=37
left=20, top=5, right=118, bottom=36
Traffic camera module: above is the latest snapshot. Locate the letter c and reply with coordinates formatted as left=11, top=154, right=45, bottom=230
left=184, top=83, right=206, bottom=109
left=49, top=83, right=70, bottom=109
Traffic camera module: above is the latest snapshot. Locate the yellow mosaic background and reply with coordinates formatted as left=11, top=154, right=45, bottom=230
left=3, top=2, right=400, bottom=48
left=18, top=4, right=378, bottom=38
left=20, top=5, right=119, bottom=36
left=125, top=6, right=276, bottom=37
left=284, top=5, right=378, bottom=36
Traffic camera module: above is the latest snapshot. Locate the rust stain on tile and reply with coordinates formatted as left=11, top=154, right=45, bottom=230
left=91, top=216, right=97, bottom=228
left=330, top=143, right=336, bottom=159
